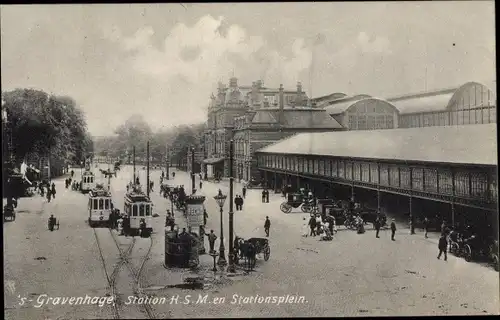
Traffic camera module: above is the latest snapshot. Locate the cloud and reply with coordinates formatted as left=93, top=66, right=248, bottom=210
left=106, top=14, right=313, bottom=90
left=123, top=26, right=155, bottom=51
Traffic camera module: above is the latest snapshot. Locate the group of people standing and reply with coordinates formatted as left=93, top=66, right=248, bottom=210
left=36, top=180, right=56, bottom=202
left=261, top=189, right=270, bottom=203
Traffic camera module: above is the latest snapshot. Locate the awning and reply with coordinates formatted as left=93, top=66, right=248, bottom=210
left=202, top=157, right=225, bottom=165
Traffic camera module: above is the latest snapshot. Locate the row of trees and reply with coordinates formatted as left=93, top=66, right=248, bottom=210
left=2, top=88, right=93, bottom=167
left=93, top=114, right=205, bottom=165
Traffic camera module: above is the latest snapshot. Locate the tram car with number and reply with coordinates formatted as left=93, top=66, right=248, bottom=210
left=88, top=184, right=113, bottom=227
left=123, top=187, right=153, bottom=237
left=81, top=170, right=96, bottom=193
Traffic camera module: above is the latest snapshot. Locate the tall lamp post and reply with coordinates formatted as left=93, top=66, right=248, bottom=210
left=214, top=189, right=227, bottom=266
left=227, top=139, right=235, bottom=273
left=191, top=146, right=196, bottom=194
left=165, top=145, right=170, bottom=180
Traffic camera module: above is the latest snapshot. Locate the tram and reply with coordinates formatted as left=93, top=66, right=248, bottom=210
left=81, top=170, right=96, bottom=193
left=123, top=186, right=153, bottom=237
left=88, top=184, right=113, bottom=227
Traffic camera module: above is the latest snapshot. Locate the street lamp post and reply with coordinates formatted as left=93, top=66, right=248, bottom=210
left=227, top=140, right=235, bottom=273
left=191, top=147, right=196, bottom=194
left=165, top=145, right=170, bottom=180
left=214, top=189, right=227, bottom=266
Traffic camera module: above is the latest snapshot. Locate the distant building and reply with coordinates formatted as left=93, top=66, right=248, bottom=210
left=233, top=83, right=343, bottom=182
left=203, top=77, right=338, bottom=180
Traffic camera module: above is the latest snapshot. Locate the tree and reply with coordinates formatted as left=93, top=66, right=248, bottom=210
left=2, top=88, right=92, bottom=166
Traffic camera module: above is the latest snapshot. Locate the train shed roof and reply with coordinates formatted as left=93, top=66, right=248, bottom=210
left=256, top=123, right=497, bottom=166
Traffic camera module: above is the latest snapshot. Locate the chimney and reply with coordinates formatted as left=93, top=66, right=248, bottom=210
left=279, top=84, right=284, bottom=124
left=297, top=81, right=302, bottom=93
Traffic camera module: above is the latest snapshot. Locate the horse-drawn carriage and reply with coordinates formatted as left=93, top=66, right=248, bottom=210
left=280, top=193, right=313, bottom=214
left=161, top=184, right=186, bottom=211
left=235, top=237, right=270, bottom=269
left=448, top=230, right=499, bottom=270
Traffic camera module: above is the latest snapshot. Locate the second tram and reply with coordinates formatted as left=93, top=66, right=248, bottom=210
left=81, top=170, right=96, bottom=193
left=88, top=184, right=113, bottom=227
left=123, top=188, right=153, bottom=237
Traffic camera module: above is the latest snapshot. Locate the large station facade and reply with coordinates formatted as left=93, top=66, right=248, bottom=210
left=255, top=123, right=498, bottom=235
left=202, top=79, right=497, bottom=202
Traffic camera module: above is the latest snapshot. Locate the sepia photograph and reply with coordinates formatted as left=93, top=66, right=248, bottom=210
left=1, top=2, right=498, bottom=319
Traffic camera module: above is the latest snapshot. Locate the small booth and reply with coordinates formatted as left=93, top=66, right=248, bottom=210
left=164, top=230, right=200, bottom=268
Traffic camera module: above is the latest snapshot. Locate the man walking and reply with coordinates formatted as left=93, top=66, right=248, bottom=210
left=239, top=195, right=244, bottom=210
left=374, top=216, right=381, bottom=238
left=309, top=215, right=317, bottom=237
left=242, top=186, right=247, bottom=198
left=261, top=189, right=266, bottom=203
left=199, top=180, right=203, bottom=190
left=264, top=216, right=271, bottom=237
left=437, top=233, right=448, bottom=261
left=423, top=217, right=430, bottom=238
left=205, top=230, right=217, bottom=253
left=51, top=183, right=56, bottom=199
left=390, top=219, right=397, bottom=241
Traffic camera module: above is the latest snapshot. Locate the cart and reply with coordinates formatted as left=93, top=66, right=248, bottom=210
left=280, top=193, right=312, bottom=214
left=3, top=205, right=16, bottom=222
left=235, top=237, right=270, bottom=270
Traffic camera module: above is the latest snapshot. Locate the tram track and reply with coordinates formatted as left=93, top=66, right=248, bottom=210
left=109, top=229, right=156, bottom=319
left=92, top=228, right=123, bottom=319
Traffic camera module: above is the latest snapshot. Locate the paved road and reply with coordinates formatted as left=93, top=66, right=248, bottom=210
left=4, top=166, right=499, bottom=319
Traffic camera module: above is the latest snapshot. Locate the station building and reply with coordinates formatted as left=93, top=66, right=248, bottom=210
left=316, top=81, right=496, bottom=131
left=255, top=124, right=498, bottom=235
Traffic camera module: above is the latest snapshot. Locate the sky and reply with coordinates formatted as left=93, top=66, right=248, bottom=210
left=1, top=2, right=496, bottom=136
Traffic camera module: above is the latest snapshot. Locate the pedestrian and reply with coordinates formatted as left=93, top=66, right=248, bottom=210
left=264, top=216, right=271, bottom=237
left=423, top=217, right=430, bottom=238
left=261, top=189, right=266, bottom=203
left=46, top=188, right=52, bottom=203
left=203, top=208, right=208, bottom=226
left=265, top=189, right=269, bottom=203
left=374, top=217, right=381, bottom=238
left=51, top=183, right=56, bottom=199
left=309, top=215, right=317, bottom=237
left=390, top=219, right=397, bottom=241
left=242, top=186, right=247, bottom=198
left=409, top=214, right=415, bottom=234
left=205, top=230, right=217, bottom=253
left=437, top=233, right=448, bottom=261
left=234, top=195, right=239, bottom=211
left=315, top=214, right=322, bottom=235
left=71, top=169, right=74, bottom=178
left=199, top=181, right=203, bottom=190
left=301, top=217, right=309, bottom=237
left=239, top=195, right=244, bottom=210
left=135, top=176, right=140, bottom=185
